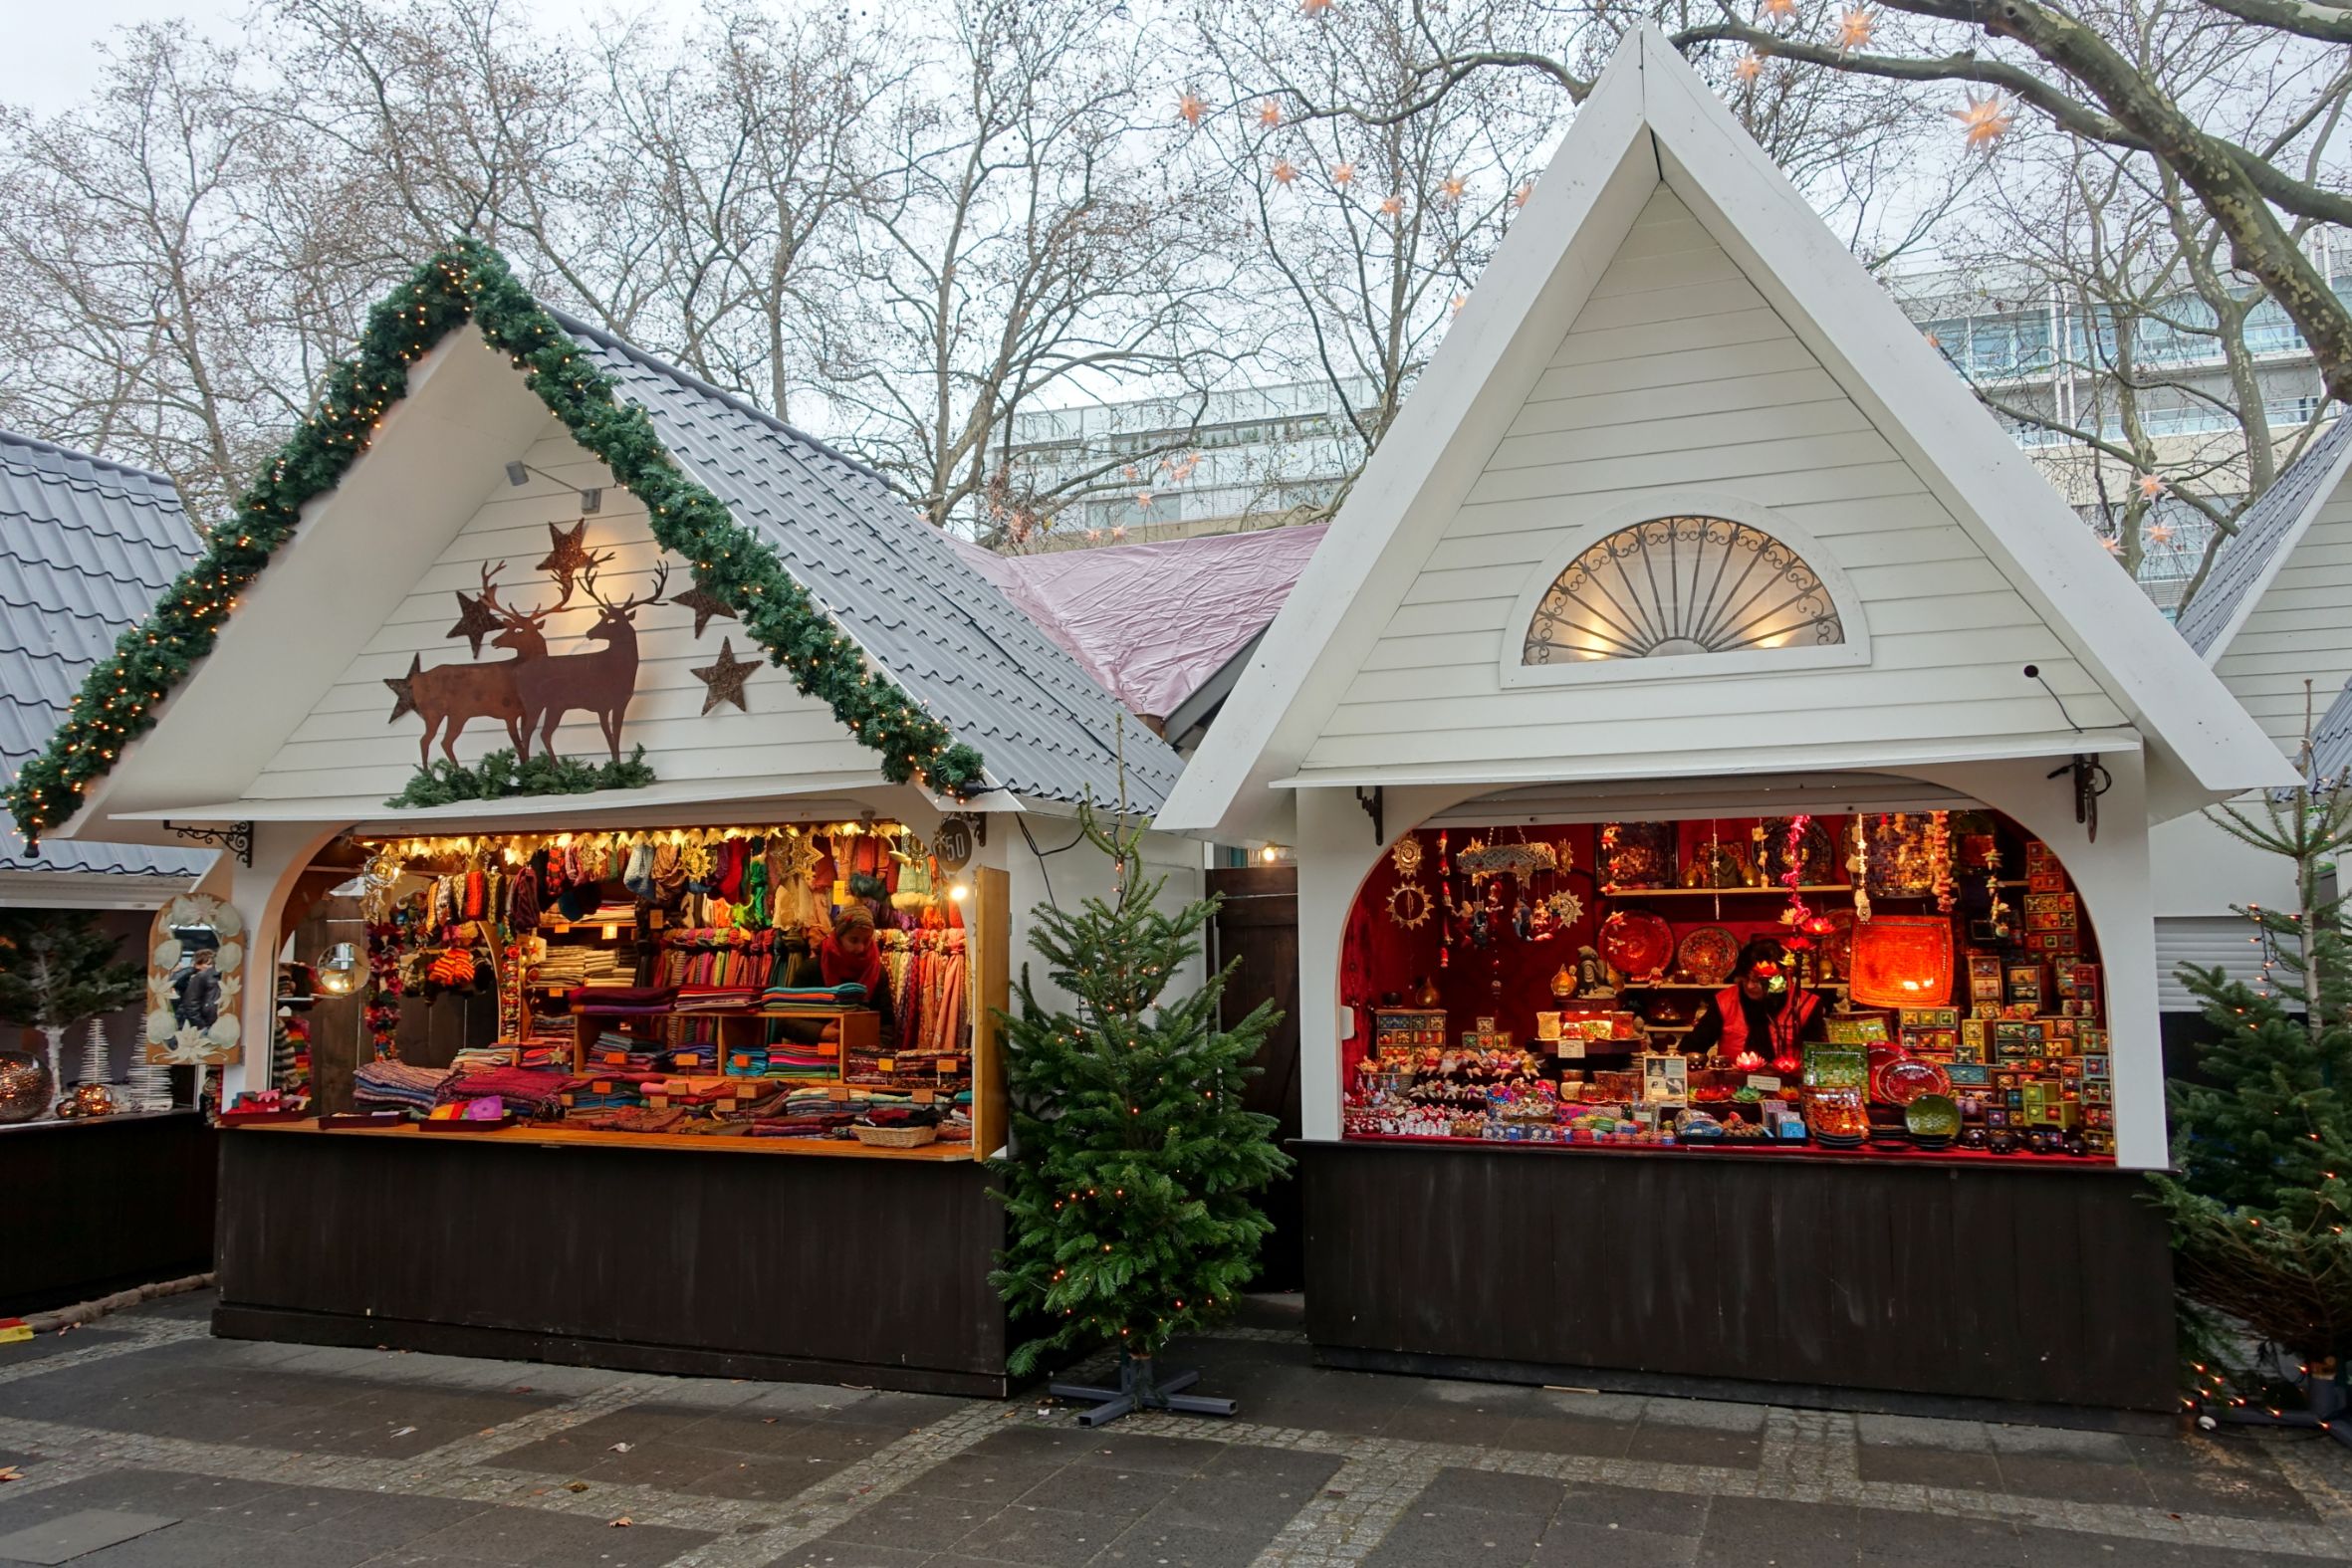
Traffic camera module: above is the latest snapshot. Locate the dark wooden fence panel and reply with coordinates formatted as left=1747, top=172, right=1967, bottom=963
left=1209, top=865, right=1301, bottom=1289
left=0, top=1112, right=216, bottom=1314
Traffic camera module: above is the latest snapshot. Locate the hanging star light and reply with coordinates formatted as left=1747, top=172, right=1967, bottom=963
left=2137, top=471, right=2167, bottom=500
left=1837, top=5, right=1874, bottom=49
left=1451, top=294, right=1468, bottom=315
left=1379, top=193, right=1405, bottom=216
left=1735, top=50, right=1765, bottom=82
left=1301, top=0, right=1331, bottom=15
left=1947, top=90, right=2015, bottom=150
left=1135, top=490, right=1156, bottom=510
left=1271, top=158, right=1298, bottom=186
left=1110, top=526, right=1128, bottom=541
left=1761, top=0, right=1799, bottom=20
left=1331, top=160, right=1357, bottom=186
left=1177, top=91, right=1206, bottom=127
left=2100, top=535, right=2122, bottom=555
left=1440, top=173, right=1467, bottom=203
left=690, top=637, right=758, bottom=715
left=2148, top=522, right=2176, bottom=545
left=1085, top=528, right=1104, bottom=543
left=1259, top=99, right=1282, bottom=127
left=1513, top=180, right=1534, bottom=207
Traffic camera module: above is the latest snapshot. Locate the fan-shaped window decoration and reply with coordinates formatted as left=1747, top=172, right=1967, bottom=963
left=1523, top=516, right=1844, bottom=664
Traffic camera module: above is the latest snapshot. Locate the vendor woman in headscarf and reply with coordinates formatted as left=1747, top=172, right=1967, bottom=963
left=774, top=904, right=893, bottom=1045
left=1683, top=937, right=1824, bottom=1070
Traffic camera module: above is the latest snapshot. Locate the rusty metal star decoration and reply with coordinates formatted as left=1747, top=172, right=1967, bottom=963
left=536, top=519, right=595, bottom=594
left=691, top=637, right=757, bottom=715
left=446, top=589, right=504, bottom=655
left=673, top=585, right=737, bottom=638
left=384, top=654, right=422, bottom=722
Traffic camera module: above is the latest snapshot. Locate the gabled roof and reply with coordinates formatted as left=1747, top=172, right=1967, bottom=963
left=11, top=245, right=1180, bottom=844
left=2311, top=676, right=2352, bottom=784
left=947, top=524, right=1324, bottom=723
left=1155, top=26, right=2292, bottom=837
left=553, top=310, right=1182, bottom=809
left=2176, top=414, right=2352, bottom=660
left=0, top=431, right=212, bottom=879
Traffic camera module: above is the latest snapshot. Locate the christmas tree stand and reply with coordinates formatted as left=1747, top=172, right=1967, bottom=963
left=1051, top=1352, right=1237, bottom=1428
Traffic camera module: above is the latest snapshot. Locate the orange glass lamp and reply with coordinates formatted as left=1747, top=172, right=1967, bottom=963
left=1846, top=916, right=1954, bottom=1008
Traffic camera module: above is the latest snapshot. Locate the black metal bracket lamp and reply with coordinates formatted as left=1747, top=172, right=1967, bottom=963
left=505, top=460, right=601, bottom=513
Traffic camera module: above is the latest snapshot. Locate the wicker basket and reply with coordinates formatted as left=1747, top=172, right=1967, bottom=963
left=852, top=1124, right=938, bottom=1149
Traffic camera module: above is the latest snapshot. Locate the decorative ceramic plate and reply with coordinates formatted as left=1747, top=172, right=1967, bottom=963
left=1599, top=910, right=1674, bottom=979
left=1904, top=1093, right=1962, bottom=1139
left=1875, top=1057, right=1953, bottom=1106
left=1677, top=925, right=1740, bottom=985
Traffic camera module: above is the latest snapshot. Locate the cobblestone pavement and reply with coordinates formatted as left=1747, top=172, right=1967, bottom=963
left=0, top=1292, right=2346, bottom=1567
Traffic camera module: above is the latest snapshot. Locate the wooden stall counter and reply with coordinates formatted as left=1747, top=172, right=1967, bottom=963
left=214, top=1112, right=1009, bottom=1396
left=233, top=1117, right=976, bottom=1161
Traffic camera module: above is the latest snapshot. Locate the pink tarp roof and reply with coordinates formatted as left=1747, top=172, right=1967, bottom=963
left=951, top=526, right=1325, bottom=723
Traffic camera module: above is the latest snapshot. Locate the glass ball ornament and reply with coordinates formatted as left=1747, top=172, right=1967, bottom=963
left=0, top=1049, right=51, bottom=1124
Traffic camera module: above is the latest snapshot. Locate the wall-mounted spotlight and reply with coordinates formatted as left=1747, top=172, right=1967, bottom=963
left=506, top=459, right=602, bottom=513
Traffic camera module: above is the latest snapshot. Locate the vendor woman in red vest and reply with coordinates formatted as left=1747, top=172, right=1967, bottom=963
left=1683, top=937, right=1823, bottom=1071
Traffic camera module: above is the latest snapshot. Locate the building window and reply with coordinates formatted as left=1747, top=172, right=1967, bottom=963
left=1524, top=517, right=1844, bottom=664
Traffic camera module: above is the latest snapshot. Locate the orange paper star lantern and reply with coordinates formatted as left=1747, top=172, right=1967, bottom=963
left=1379, top=193, right=1404, bottom=215
left=1301, top=0, right=1332, bottom=14
left=1451, top=294, right=1468, bottom=316
left=1259, top=99, right=1282, bottom=127
left=1837, top=6, right=1874, bottom=48
left=1761, top=0, right=1799, bottom=20
left=2147, top=522, right=2175, bottom=545
left=1947, top=90, right=2014, bottom=150
left=1513, top=180, right=1534, bottom=207
left=1177, top=91, right=1206, bottom=127
left=1331, top=160, right=1357, bottom=186
left=1271, top=158, right=1298, bottom=186
left=1440, top=173, right=1467, bottom=202
left=1735, top=51, right=1765, bottom=82
left=2137, top=471, right=2166, bottom=500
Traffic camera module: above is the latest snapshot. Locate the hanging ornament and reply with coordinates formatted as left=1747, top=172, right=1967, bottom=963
left=1514, top=180, right=1534, bottom=207
left=1836, top=6, right=1875, bottom=49
left=2137, top=472, right=2166, bottom=500
left=1379, top=193, right=1405, bottom=216
left=1177, top=91, right=1207, bottom=127
left=1259, top=99, right=1282, bottom=127
left=2147, top=522, right=2175, bottom=545
left=1848, top=816, right=1872, bottom=925
left=1301, top=0, right=1332, bottom=14
left=1779, top=813, right=1814, bottom=931
left=1440, top=173, right=1467, bottom=203
left=1947, top=90, right=2015, bottom=150
left=1927, top=810, right=1955, bottom=914
left=1543, top=889, right=1584, bottom=927
left=1450, top=294, right=1468, bottom=316
left=1391, top=833, right=1426, bottom=879
left=1387, top=883, right=1433, bottom=930
left=1761, top=0, right=1799, bottom=20
left=1271, top=158, right=1298, bottom=186
left=1735, top=51, right=1765, bottom=82
left=1331, top=161, right=1357, bottom=186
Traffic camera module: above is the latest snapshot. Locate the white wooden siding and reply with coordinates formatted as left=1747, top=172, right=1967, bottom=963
left=1300, top=184, right=2125, bottom=776
left=2215, top=492, right=2352, bottom=749
left=246, top=419, right=872, bottom=802
left=2156, top=915, right=2261, bottom=1012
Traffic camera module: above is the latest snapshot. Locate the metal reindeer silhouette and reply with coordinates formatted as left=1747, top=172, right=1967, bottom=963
left=391, top=562, right=571, bottom=766
left=514, top=554, right=668, bottom=763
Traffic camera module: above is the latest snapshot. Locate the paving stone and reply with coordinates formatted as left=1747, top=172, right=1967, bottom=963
left=1698, top=1496, right=1863, bottom=1566
left=898, top=1451, right=1063, bottom=1503
left=1992, top=1455, right=2157, bottom=1508
left=1198, top=1445, right=1339, bottom=1489
left=1642, top=1399, right=1769, bottom=1433
left=1365, top=1503, right=1545, bottom=1567
left=1625, top=1422, right=1764, bottom=1469
left=1421, top=1467, right=1566, bottom=1517
left=1549, top=1481, right=1712, bottom=1537
left=1095, top=1517, right=1275, bottom=1566
left=204, top=1483, right=379, bottom=1534
left=763, top=1544, right=933, bottom=1568
left=1854, top=1414, right=1998, bottom=1453
left=1145, top=1469, right=1329, bottom=1535
left=1851, top=1507, right=2024, bottom=1565
left=0, top=1468, right=274, bottom=1535
left=1854, top=1444, right=2005, bottom=1491
left=825, top=1492, right=988, bottom=1552
left=291, top=1491, right=491, bottom=1545
left=400, top=1506, right=706, bottom=1565
left=952, top=1502, right=1124, bottom=1566
left=1985, top=1427, right=2133, bottom=1461
left=685, top=1455, right=844, bottom=1503
left=1018, top=1464, right=1179, bottom=1516
left=1065, top=1434, right=1227, bottom=1475
left=0, top=1507, right=176, bottom=1565
left=1500, top=1414, right=1638, bottom=1458
left=2136, top=1462, right=2318, bottom=1521
left=65, top=1519, right=383, bottom=1567
left=818, top=1392, right=969, bottom=1430
left=0, top=1328, right=131, bottom=1367
left=1532, top=1526, right=1703, bottom=1566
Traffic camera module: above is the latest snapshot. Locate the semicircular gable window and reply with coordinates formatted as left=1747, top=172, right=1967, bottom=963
left=1524, top=516, right=1844, bottom=665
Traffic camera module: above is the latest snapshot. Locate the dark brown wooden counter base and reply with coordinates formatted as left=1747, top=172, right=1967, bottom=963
left=1298, top=1139, right=2177, bottom=1414
left=216, top=1125, right=1009, bottom=1396
left=0, top=1111, right=216, bottom=1315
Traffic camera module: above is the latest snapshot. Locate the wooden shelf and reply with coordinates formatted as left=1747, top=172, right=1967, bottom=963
left=231, top=1117, right=973, bottom=1161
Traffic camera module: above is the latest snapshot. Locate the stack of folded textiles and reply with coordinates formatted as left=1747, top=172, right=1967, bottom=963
left=353, top=1060, right=449, bottom=1116
left=586, top=1027, right=664, bottom=1072
left=514, top=1042, right=565, bottom=1071
left=725, top=1045, right=769, bottom=1076
left=577, top=947, right=634, bottom=986
left=673, top=988, right=757, bottom=1011
left=439, top=1066, right=570, bottom=1117
left=533, top=948, right=588, bottom=987
left=449, top=1045, right=517, bottom=1072
left=759, top=982, right=866, bottom=1008
left=572, top=1105, right=689, bottom=1135
left=747, top=1113, right=854, bottom=1138
left=570, top=985, right=677, bottom=1015
left=666, top=1041, right=717, bottom=1071
left=763, top=1047, right=836, bottom=1076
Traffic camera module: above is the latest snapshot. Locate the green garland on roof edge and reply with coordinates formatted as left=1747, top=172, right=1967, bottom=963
left=384, top=747, right=657, bottom=810
left=4, top=240, right=987, bottom=849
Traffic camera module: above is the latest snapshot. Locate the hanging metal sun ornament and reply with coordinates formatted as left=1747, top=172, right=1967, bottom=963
left=1391, top=833, right=1425, bottom=879
left=1387, top=882, right=1434, bottom=930
left=1544, top=889, right=1584, bottom=927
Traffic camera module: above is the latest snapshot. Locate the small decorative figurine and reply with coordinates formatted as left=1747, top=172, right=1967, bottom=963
left=1575, top=945, right=1615, bottom=999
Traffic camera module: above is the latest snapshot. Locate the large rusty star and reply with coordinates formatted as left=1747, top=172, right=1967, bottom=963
left=384, top=654, right=422, bottom=723
left=673, top=585, right=737, bottom=638
left=535, top=519, right=595, bottom=595
left=691, top=637, right=758, bottom=715
left=446, top=589, right=504, bottom=656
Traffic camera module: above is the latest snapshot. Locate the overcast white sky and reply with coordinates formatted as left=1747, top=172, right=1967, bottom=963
left=13, top=1, right=244, bottom=112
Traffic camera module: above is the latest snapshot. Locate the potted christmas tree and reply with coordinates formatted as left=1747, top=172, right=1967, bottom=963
left=990, top=798, right=1289, bottom=1426
left=2150, top=692, right=2351, bottom=1446
left=0, top=913, right=147, bottom=1121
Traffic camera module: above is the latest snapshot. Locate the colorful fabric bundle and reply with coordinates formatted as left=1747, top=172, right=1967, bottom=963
left=353, top=1060, right=450, bottom=1115
left=759, top=982, right=867, bottom=1008
left=439, top=1067, right=569, bottom=1116
left=428, top=949, right=477, bottom=987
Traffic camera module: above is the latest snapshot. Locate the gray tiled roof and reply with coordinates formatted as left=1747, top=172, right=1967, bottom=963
left=2178, top=415, right=2352, bottom=657
left=0, top=430, right=214, bottom=880
left=553, top=309, right=1184, bottom=811
left=2311, top=675, right=2352, bottom=784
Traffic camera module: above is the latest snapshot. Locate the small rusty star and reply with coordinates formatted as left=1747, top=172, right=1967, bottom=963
left=384, top=655, right=421, bottom=723
left=673, top=585, right=737, bottom=638
left=691, top=637, right=758, bottom=715
left=536, top=519, right=596, bottom=594
left=446, top=590, right=503, bottom=656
